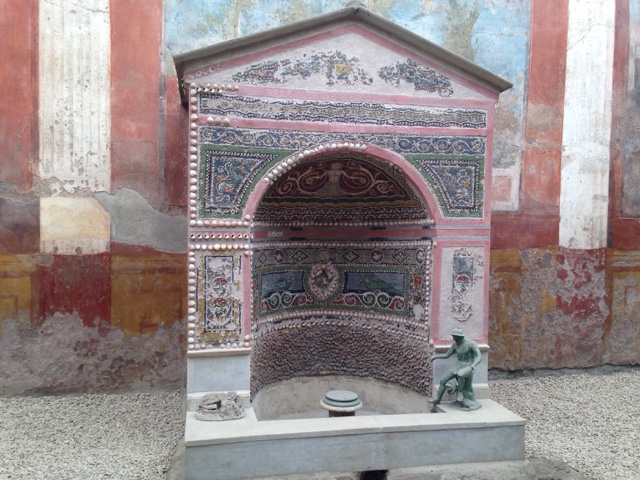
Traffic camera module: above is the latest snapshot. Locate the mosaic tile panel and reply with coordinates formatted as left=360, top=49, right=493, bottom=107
left=232, top=50, right=373, bottom=86
left=200, top=127, right=485, bottom=156
left=199, top=146, right=293, bottom=216
left=408, top=154, right=485, bottom=217
left=199, top=95, right=487, bottom=128
left=196, top=252, right=242, bottom=343
left=252, top=240, right=432, bottom=334
left=251, top=239, right=433, bottom=397
left=451, top=248, right=478, bottom=322
left=253, top=154, right=430, bottom=224
left=379, top=58, right=454, bottom=97
left=199, top=129, right=486, bottom=218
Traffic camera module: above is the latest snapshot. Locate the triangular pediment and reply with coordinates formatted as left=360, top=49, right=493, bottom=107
left=174, top=6, right=511, bottom=103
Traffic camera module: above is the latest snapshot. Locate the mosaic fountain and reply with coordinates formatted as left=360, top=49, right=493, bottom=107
left=175, top=5, right=526, bottom=479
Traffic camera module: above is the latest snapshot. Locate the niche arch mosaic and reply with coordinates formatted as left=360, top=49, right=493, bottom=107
left=253, top=151, right=432, bottom=227
left=247, top=148, right=439, bottom=397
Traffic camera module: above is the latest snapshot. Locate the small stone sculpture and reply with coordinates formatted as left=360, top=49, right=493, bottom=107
left=428, top=328, right=482, bottom=411
left=195, top=391, right=245, bottom=421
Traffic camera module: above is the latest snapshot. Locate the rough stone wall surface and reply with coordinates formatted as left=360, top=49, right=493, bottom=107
left=0, top=313, right=185, bottom=396
left=489, top=247, right=628, bottom=371
left=250, top=325, right=433, bottom=398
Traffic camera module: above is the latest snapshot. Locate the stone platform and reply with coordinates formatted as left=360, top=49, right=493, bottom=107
left=185, top=399, right=525, bottom=480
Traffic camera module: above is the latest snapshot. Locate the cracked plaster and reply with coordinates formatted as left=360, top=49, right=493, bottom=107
left=96, top=188, right=187, bottom=253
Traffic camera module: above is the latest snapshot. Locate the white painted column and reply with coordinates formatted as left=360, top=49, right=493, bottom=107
left=39, top=0, right=111, bottom=193
left=559, top=0, right=615, bottom=249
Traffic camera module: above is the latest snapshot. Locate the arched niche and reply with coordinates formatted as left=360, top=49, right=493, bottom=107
left=246, top=146, right=437, bottom=415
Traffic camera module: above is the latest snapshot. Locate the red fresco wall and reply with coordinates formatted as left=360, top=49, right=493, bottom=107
left=0, top=0, right=38, bottom=192
left=491, top=0, right=566, bottom=251
left=489, top=0, right=640, bottom=372
left=0, top=1, right=187, bottom=395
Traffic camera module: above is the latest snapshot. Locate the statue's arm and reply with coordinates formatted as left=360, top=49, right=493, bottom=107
left=471, top=342, right=482, bottom=370
left=429, top=344, right=455, bottom=362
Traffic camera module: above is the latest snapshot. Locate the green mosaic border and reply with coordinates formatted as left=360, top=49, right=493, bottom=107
left=405, top=153, right=485, bottom=218
left=198, top=145, right=295, bottom=218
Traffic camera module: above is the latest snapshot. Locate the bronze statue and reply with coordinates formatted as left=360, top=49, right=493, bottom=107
left=428, top=328, right=482, bottom=411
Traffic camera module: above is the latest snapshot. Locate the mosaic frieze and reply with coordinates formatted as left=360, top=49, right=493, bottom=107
left=196, top=253, right=242, bottom=343
left=254, top=154, right=430, bottom=225
left=252, top=240, right=432, bottom=337
left=379, top=58, right=454, bottom=97
left=232, top=51, right=373, bottom=86
left=199, top=95, right=487, bottom=129
left=408, top=155, right=484, bottom=217
left=450, top=248, right=483, bottom=323
left=200, top=147, right=292, bottom=216
left=200, top=127, right=485, bottom=156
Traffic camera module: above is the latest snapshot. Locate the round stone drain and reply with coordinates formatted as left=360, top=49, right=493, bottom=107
left=320, top=390, right=362, bottom=417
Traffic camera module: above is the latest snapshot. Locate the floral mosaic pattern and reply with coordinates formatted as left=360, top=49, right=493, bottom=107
left=252, top=240, right=432, bottom=336
left=450, top=248, right=483, bottom=322
left=199, top=95, right=487, bottom=128
left=232, top=51, right=373, bottom=86
left=379, top=58, right=454, bottom=96
left=197, top=253, right=242, bottom=342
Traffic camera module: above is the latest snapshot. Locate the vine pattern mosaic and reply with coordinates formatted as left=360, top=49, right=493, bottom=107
left=197, top=253, right=242, bottom=343
left=252, top=240, right=432, bottom=339
left=232, top=51, right=373, bottom=86
left=379, top=58, right=454, bottom=96
left=199, top=95, right=487, bottom=128
left=200, top=127, right=485, bottom=156
left=199, top=128, right=486, bottom=217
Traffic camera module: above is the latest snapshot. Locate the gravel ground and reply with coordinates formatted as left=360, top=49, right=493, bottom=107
left=491, top=370, right=640, bottom=480
left=0, top=371, right=638, bottom=480
left=0, top=390, right=184, bottom=480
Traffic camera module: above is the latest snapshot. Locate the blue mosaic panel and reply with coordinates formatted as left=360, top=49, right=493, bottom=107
left=253, top=240, right=431, bottom=329
left=343, top=271, right=405, bottom=297
left=199, top=95, right=487, bottom=128
left=379, top=58, right=454, bottom=96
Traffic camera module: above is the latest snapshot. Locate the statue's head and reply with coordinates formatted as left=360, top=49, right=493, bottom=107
left=451, top=328, right=465, bottom=340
